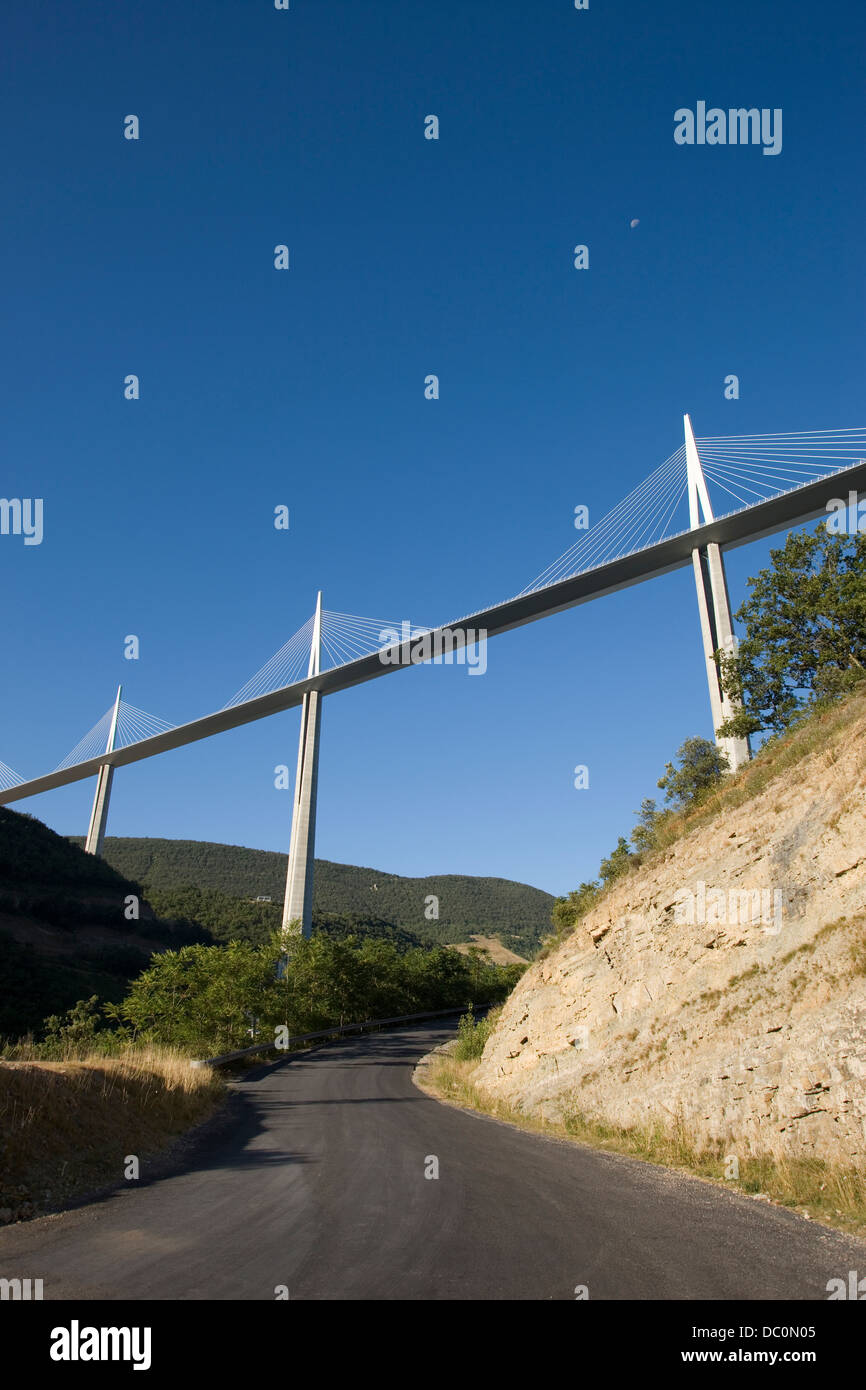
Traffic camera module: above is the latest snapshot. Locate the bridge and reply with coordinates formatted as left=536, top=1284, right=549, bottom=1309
left=2, top=416, right=864, bottom=935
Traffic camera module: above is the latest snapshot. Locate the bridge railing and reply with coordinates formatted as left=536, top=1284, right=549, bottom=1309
left=190, top=1004, right=484, bottom=1068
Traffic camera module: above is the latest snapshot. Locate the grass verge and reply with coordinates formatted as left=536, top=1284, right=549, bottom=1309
left=0, top=1046, right=225, bottom=1225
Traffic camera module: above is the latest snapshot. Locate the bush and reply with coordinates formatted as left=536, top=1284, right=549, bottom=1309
left=657, top=737, right=729, bottom=809
left=38, top=996, right=115, bottom=1057
left=105, top=931, right=522, bottom=1055
left=453, top=1005, right=502, bottom=1061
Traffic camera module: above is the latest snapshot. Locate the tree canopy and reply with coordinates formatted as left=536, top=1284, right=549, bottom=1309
left=106, top=932, right=525, bottom=1055
left=657, top=737, right=729, bottom=810
left=718, top=524, right=866, bottom=738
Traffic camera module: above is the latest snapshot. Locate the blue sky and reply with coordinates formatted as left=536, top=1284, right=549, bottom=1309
left=1, top=0, right=863, bottom=899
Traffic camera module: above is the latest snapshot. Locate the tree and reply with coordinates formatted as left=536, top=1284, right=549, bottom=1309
left=41, top=996, right=105, bottom=1053
left=107, top=929, right=523, bottom=1053
left=657, top=737, right=728, bottom=810
left=631, top=798, right=661, bottom=854
left=551, top=880, right=600, bottom=932
left=107, top=939, right=282, bottom=1053
left=717, top=524, right=866, bottom=738
left=599, top=837, right=634, bottom=886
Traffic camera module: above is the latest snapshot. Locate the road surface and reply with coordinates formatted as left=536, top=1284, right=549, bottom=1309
left=1, top=1024, right=863, bottom=1300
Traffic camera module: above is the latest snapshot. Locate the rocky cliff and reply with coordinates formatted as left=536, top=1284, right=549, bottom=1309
left=475, top=694, right=866, bottom=1167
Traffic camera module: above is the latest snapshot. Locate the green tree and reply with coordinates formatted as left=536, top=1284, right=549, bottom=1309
left=717, top=524, right=866, bottom=738
left=630, top=798, right=661, bottom=854
left=41, top=996, right=105, bottom=1053
left=657, top=737, right=728, bottom=810
left=551, top=881, right=600, bottom=932
left=107, top=939, right=282, bottom=1054
left=599, top=837, right=634, bottom=886
left=107, top=928, right=523, bottom=1055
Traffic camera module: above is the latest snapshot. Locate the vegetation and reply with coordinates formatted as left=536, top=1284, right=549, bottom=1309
left=103, top=933, right=523, bottom=1057
left=0, top=806, right=528, bottom=1053
left=548, top=525, right=866, bottom=948
left=717, top=523, right=866, bottom=740
left=2, top=932, right=522, bottom=1060
left=656, top=736, right=729, bottom=809
left=0, top=814, right=527, bottom=1224
left=0, top=932, right=138, bottom=1042
left=72, top=837, right=551, bottom=956
left=0, top=806, right=133, bottom=891
left=453, top=1005, right=503, bottom=1060
left=142, top=884, right=428, bottom=952
left=547, top=734, right=726, bottom=948
left=0, top=809, right=212, bottom=1040
left=0, top=1047, right=224, bottom=1224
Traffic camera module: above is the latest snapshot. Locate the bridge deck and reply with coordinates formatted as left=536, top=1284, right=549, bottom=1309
left=2, top=459, right=864, bottom=806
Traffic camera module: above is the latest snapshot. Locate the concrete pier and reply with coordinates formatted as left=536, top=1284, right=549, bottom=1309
left=282, top=594, right=323, bottom=938
left=84, top=685, right=122, bottom=855
left=685, top=416, right=750, bottom=772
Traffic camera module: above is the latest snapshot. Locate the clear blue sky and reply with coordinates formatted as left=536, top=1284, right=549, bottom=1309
left=2, top=0, right=863, bottom=897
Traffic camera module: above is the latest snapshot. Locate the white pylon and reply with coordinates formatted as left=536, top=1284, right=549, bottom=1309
left=281, top=593, right=323, bottom=939
left=685, top=412, right=715, bottom=529
left=84, top=684, right=122, bottom=855
left=684, top=416, right=750, bottom=773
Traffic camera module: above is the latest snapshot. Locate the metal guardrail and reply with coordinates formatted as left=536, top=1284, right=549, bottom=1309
left=190, top=1004, right=482, bottom=1068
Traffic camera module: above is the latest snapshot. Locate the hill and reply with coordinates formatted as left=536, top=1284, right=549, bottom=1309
left=69, top=837, right=553, bottom=956
left=138, top=882, right=430, bottom=952
left=0, top=808, right=211, bottom=1040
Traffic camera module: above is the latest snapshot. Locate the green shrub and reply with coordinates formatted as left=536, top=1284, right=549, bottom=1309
left=453, top=1005, right=502, bottom=1061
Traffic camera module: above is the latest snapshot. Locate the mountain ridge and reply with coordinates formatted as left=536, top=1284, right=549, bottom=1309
left=67, top=836, right=553, bottom=956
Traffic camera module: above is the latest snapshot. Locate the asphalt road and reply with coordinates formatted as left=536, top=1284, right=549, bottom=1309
left=1, top=1024, right=863, bottom=1300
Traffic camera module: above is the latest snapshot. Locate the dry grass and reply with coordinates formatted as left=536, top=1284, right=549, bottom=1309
left=0, top=1046, right=225, bottom=1225
left=425, top=1056, right=866, bottom=1238
left=449, top=936, right=528, bottom=965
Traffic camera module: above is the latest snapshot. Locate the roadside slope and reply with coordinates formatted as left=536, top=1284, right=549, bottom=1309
left=475, top=693, right=866, bottom=1178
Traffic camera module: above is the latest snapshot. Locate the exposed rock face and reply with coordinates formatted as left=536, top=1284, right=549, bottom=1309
left=475, top=703, right=866, bottom=1166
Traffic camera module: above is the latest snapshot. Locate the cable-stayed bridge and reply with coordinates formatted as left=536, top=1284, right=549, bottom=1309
left=2, top=417, right=865, bottom=933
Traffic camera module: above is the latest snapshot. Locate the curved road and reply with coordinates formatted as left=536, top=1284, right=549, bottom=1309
left=1, top=1024, right=863, bottom=1300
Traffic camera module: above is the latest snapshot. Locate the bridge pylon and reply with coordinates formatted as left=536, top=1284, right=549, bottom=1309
left=281, top=593, right=323, bottom=939
left=84, top=684, right=122, bottom=855
left=685, top=415, right=750, bottom=772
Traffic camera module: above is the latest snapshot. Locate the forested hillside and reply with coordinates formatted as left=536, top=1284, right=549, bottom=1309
left=69, top=837, right=552, bottom=955
left=141, top=883, right=429, bottom=952
left=0, top=809, right=210, bottom=1039
left=0, top=808, right=531, bottom=1044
